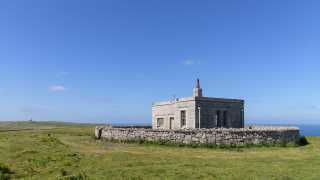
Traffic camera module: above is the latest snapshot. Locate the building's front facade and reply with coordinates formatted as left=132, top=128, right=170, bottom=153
left=152, top=79, right=244, bottom=129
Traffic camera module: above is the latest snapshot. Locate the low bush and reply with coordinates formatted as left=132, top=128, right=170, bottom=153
left=297, top=136, right=309, bottom=146
left=0, top=164, right=13, bottom=180
left=58, top=171, right=88, bottom=180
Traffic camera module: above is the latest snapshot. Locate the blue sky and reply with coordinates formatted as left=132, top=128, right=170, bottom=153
left=0, top=0, right=320, bottom=125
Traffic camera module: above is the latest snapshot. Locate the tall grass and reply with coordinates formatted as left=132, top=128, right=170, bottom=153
left=0, top=121, right=318, bottom=179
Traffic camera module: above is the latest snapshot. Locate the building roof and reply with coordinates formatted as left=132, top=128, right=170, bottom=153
left=152, top=79, right=244, bottom=106
left=152, top=96, right=243, bottom=106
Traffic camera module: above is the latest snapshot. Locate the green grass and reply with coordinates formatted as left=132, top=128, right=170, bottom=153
left=0, top=121, right=319, bottom=179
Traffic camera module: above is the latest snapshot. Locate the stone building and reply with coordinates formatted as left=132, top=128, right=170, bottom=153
left=152, top=79, right=244, bottom=129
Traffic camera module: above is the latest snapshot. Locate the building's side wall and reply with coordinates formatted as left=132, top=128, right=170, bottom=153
left=152, top=103, right=175, bottom=129
left=152, top=98, right=244, bottom=129
left=195, top=100, right=244, bottom=128
left=152, top=99, right=196, bottom=129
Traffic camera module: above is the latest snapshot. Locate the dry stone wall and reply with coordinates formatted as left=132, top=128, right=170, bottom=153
left=95, top=126, right=300, bottom=146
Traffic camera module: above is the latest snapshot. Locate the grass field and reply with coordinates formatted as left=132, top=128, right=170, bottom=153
left=0, top=121, right=319, bottom=180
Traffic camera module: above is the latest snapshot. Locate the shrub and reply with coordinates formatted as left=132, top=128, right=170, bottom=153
left=58, top=171, right=88, bottom=180
left=60, top=172, right=88, bottom=180
left=60, top=168, right=68, bottom=176
left=297, top=136, right=309, bottom=146
left=0, top=164, right=13, bottom=180
left=0, top=165, right=11, bottom=175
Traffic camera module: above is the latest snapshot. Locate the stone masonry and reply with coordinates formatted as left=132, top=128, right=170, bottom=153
left=152, top=79, right=244, bottom=130
left=96, top=126, right=300, bottom=146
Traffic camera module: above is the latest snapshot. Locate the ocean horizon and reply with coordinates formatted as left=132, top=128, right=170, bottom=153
left=295, top=124, right=320, bottom=136
left=2, top=121, right=318, bottom=136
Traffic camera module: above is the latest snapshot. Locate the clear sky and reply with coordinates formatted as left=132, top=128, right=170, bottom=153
left=1, top=0, right=320, bottom=125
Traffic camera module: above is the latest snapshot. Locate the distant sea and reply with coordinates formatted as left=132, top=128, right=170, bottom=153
left=296, top=124, right=320, bottom=136
left=247, top=124, right=320, bottom=136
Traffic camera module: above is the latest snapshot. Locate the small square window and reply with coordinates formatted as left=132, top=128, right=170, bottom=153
left=157, top=118, right=164, bottom=128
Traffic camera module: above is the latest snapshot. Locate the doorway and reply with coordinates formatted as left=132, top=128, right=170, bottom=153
left=216, top=110, right=221, bottom=127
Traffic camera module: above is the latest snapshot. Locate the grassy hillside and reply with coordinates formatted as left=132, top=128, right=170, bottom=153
left=0, top=121, right=319, bottom=179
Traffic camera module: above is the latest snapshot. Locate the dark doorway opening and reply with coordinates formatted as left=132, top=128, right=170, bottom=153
left=216, top=110, right=221, bottom=127
left=223, top=111, right=228, bottom=127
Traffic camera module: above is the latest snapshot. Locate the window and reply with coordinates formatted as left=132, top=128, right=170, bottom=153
left=214, top=113, right=218, bottom=127
left=169, top=117, right=174, bottom=129
left=157, top=118, right=164, bottom=128
left=181, top=111, right=186, bottom=128
left=240, top=109, right=244, bottom=128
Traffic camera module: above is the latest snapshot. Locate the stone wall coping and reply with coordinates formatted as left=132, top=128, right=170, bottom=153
left=152, top=96, right=244, bottom=106
left=152, top=97, right=194, bottom=106
left=195, top=97, right=244, bottom=103
left=96, top=126, right=299, bottom=133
